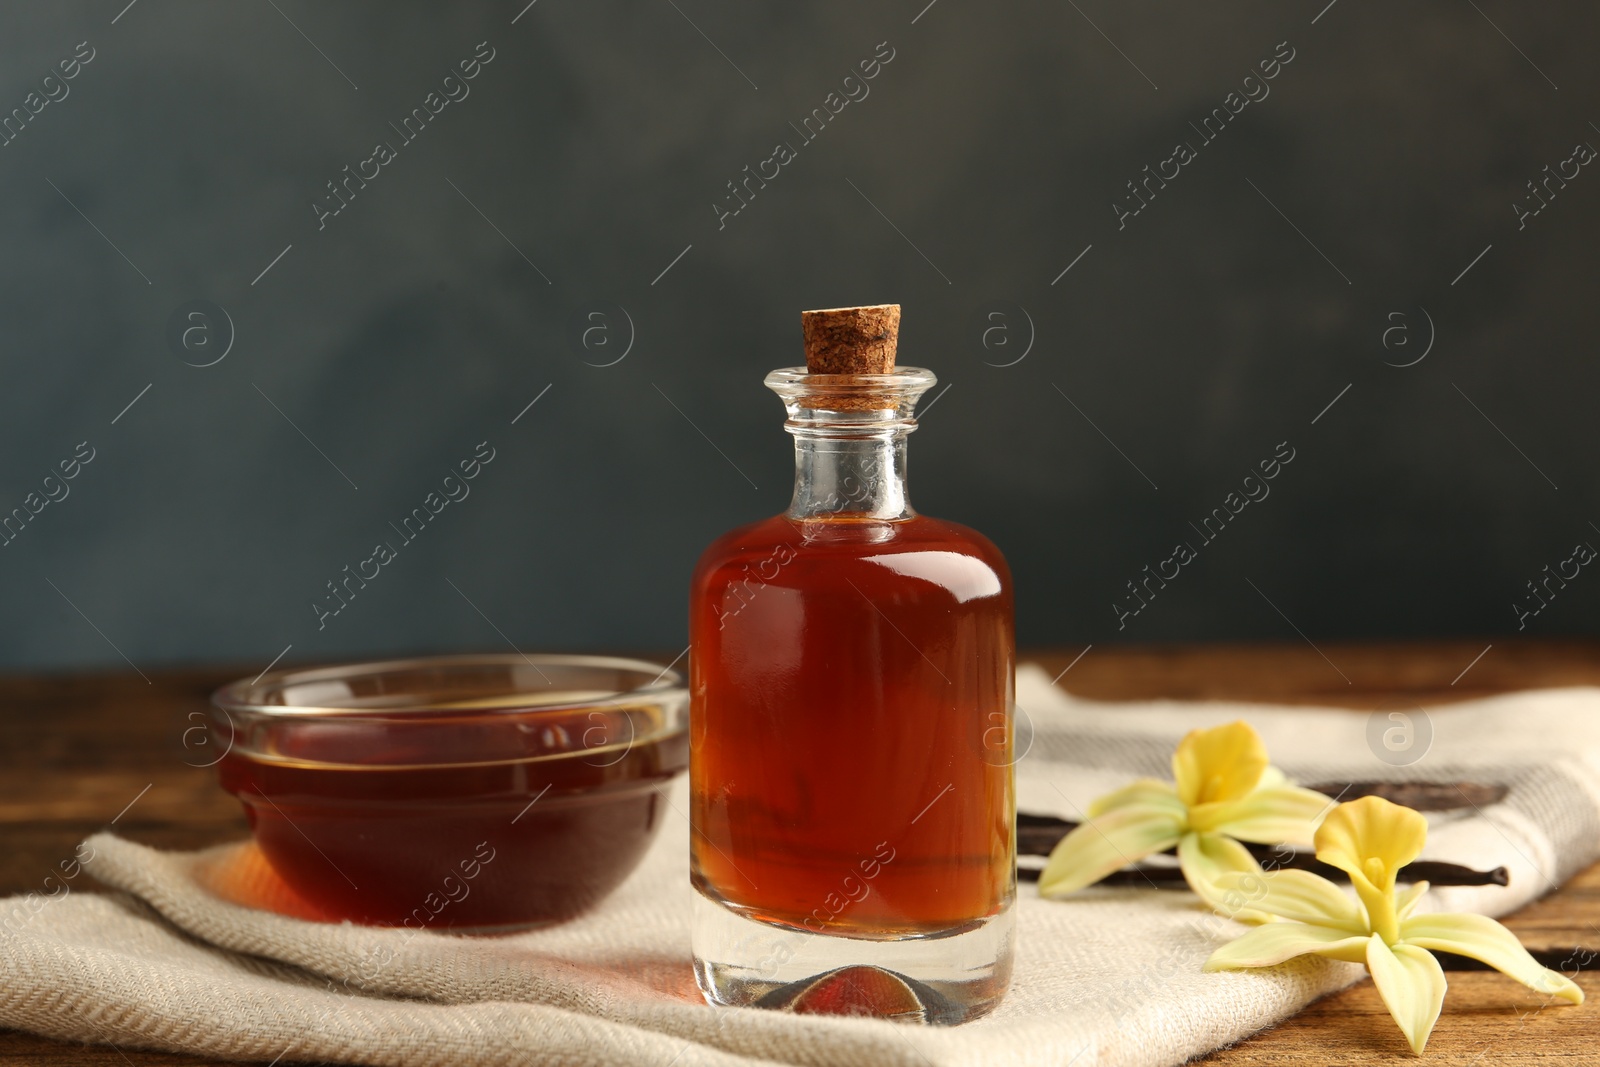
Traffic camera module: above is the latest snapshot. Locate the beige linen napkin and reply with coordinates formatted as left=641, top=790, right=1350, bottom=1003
left=4, top=665, right=1599, bottom=1067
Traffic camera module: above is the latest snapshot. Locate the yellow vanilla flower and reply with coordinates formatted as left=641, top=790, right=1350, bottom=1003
left=1205, top=796, right=1583, bottom=1055
left=1038, top=720, right=1330, bottom=912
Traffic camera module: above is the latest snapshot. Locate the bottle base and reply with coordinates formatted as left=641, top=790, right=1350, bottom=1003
left=691, top=891, right=1013, bottom=1025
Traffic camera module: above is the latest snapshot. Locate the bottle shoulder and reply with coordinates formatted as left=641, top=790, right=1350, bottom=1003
left=910, top=516, right=1012, bottom=581
left=692, top=512, right=1011, bottom=591
left=691, top=515, right=789, bottom=574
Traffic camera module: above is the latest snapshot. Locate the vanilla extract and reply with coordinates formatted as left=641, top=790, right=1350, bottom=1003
left=690, top=305, right=1016, bottom=1023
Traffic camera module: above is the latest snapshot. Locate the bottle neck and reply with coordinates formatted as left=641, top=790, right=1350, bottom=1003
left=764, top=366, right=936, bottom=524
left=788, top=430, right=913, bottom=521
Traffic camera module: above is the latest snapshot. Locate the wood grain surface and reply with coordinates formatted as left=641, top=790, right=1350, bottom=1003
left=2, top=640, right=1597, bottom=1064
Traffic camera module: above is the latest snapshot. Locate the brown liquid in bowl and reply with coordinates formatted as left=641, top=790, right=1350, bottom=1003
left=217, top=711, right=687, bottom=930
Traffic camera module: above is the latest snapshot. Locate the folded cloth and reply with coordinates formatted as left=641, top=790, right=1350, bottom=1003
left=5, top=665, right=1600, bottom=1067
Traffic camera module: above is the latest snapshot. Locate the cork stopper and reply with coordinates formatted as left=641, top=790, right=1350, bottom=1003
left=801, top=305, right=900, bottom=374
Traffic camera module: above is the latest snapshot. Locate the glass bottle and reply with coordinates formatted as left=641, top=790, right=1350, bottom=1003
left=689, top=305, right=1015, bottom=1023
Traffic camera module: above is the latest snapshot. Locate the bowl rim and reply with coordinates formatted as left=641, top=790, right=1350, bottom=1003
left=211, top=652, right=686, bottom=721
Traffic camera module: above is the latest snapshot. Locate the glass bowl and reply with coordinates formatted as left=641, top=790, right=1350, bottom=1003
left=210, top=653, right=687, bottom=931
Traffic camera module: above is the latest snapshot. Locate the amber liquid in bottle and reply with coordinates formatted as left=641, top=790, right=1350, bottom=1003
left=691, top=514, right=1013, bottom=935
left=690, top=318, right=1015, bottom=1022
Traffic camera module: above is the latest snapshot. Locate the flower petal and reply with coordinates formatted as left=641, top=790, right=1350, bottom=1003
left=1314, top=796, right=1427, bottom=889
left=1086, top=778, right=1182, bottom=819
left=1197, top=783, right=1333, bottom=845
left=1366, top=936, right=1447, bottom=1056
left=1257, top=765, right=1288, bottom=789
left=1203, top=921, right=1372, bottom=971
left=1038, top=804, right=1185, bottom=897
left=1401, top=913, right=1585, bottom=1005
left=1215, top=868, right=1366, bottom=930
left=1179, top=832, right=1271, bottom=920
left=1172, top=720, right=1269, bottom=807
left=1394, top=881, right=1429, bottom=921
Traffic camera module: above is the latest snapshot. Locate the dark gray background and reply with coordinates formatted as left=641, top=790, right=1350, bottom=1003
left=2, top=1, right=1595, bottom=673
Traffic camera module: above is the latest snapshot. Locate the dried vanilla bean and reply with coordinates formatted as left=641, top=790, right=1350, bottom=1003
left=1017, top=811, right=1509, bottom=887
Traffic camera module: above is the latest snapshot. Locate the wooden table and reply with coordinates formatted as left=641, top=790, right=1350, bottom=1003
left=2, top=641, right=1597, bottom=1064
